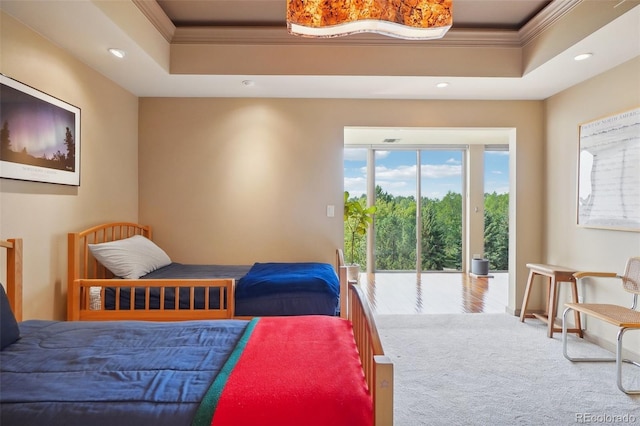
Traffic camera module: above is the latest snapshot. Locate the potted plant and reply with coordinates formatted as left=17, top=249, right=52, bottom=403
left=344, top=191, right=377, bottom=282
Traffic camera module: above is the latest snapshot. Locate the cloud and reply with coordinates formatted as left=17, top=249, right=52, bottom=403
left=375, top=164, right=415, bottom=179
left=344, top=148, right=366, bottom=161
left=344, top=176, right=367, bottom=197
left=373, top=163, right=461, bottom=180
left=421, top=163, right=461, bottom=178
left=344, top=148, right=509, bottom=199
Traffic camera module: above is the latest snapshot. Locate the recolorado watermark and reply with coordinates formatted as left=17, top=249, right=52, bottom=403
left=576, top=413, right=637, bottom=423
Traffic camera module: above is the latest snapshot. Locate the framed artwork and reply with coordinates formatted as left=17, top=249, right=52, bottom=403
left=0, top=74, right=81, bottom=186
left=577, top=107, right=640, bottom=231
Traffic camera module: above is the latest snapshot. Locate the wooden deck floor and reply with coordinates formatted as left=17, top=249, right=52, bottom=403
left=358, top=272, right=509, bottom=314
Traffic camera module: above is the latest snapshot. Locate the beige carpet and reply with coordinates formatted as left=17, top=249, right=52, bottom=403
left=376, top=313, right=640, bottom=426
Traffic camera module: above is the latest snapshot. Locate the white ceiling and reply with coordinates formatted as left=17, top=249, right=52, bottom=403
left=1, top=0, right=639, bottom=101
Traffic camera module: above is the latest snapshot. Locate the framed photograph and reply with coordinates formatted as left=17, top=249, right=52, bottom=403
left=0, top=74, right=81, bottom=186
left=577, top=107, right=640, bottom=231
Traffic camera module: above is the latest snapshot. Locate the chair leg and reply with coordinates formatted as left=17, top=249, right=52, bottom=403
left=547, top=277, right=557, bottom=338
left=616, top=328, right=640, bottom=395
left=570, top=280, right=583, bottom=338
left=520, top=269, right=536, bottom=322
left=562, top=308, right=640, bottom=395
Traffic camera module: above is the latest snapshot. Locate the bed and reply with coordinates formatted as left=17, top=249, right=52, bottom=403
left=0, top=237, right=393, bottom=426
left=67, top=222, right=350, bottom=321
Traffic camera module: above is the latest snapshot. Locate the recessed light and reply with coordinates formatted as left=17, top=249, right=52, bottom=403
left=574, top=53, right=593, bottom=61
left=436, top=82, right=449, bottom=88
left=108, top=48, right=125, bottom=59
left=241, top=80, right=255, bottom=87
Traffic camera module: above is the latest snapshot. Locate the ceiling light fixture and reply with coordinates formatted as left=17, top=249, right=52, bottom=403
left=436, top=82, right=449, bottom=88
left=286, top=0, right=452, bottom=40
left=241, top=80, right=255, bottom=87
left=574, top=53, right=593, bottom=61
left=108, top=48, right=125, bottom=59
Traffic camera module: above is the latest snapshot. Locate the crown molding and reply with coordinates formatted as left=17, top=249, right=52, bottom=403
left=518, top=0, right=582, bottom=45
left=135, top=0, right=573, bottom=48
left=132, top=0, right=175, bottom=42
left=170, top=26, right=522, bottom=47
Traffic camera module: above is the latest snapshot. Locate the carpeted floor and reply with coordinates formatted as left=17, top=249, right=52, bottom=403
left=376, top=313, right=640, bottom=426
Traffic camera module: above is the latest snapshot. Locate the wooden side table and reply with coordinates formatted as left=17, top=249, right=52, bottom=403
left=520, top=263, right=583, bottom=338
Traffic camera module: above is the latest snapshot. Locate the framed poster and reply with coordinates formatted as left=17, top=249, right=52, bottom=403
left=577, top=107, right=640, bottom=231
left=0, top=74, right=81, bottom=186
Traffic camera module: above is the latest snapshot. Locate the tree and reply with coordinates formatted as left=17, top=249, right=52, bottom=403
left=484, top=192, right=509, bottom=270
left=433, top=191, right=462, bottom=269
left=344, top=191, right=377, bottom=266
left=421, top=201, right=447, bottom=270
left=0, top=121, right=11, bottom=156
left=64, top=127, right=75, bottom=171
left=343, top=189, right=509, bottom=272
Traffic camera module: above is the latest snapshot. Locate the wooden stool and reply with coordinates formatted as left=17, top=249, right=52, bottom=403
left=520, top=263, right=583, bottom=338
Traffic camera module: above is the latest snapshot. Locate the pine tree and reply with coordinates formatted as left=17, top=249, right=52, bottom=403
left=0, top=121, right=11, bottom=156
left=64, top=127, right=75, bottom=171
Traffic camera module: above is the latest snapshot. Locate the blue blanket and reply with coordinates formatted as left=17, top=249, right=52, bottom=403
left=103, top=262, right=340, bottom=316
left=0, top=319, right=249, bottom=426
left=235, top=262, right=340, bottom=300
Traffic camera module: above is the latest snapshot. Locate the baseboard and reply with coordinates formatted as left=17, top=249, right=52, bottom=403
left=582, top=331, right=640, bottom=362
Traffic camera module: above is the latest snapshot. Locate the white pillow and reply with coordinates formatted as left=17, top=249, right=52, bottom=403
left=88, top=235, right=171, bottom=279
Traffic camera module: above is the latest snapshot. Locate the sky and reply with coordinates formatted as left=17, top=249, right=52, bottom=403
left=1, top=81, right=77, bottom=159
left=344, top=148, right=509, bottom=199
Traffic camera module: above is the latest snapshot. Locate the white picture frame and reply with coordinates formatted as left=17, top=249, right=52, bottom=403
left=577, top=107, right=640, bottom=231
left=0, top=74, right=81, bottom=186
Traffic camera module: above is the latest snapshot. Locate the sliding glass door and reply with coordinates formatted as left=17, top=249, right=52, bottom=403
left=420, top=150, right=463, bottom=271
left=362, top=148, right=463, bottom=272
left=374, top=150, right=418, bottom=271
left=483, top=148, right=509, bottom=271
left=344, top=145, right=509, bottom=274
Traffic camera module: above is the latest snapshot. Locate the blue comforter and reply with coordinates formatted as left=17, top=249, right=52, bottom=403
left=235, top=262, right=340, bottom=300
left=0, top=319, right=249, bottom=426
left=104, top=262, right=340, bottom=316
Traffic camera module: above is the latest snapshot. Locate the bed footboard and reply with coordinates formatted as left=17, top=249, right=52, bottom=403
left=68, top=278, right=235, bottom=321
left=348, top=283, right=393, bottom=426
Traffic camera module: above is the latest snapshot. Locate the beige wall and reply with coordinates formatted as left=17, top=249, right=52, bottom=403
left=1, top=6, right=637, bottom=358
left=0, top=13, right=139, bottom=320
left=545, top=57, right=640, bottom=353
left=139, top=98, right=546, bottom=314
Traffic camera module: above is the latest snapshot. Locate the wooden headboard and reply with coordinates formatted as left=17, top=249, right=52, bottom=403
left=1, top=238, right=23, bottom=322
left=67, top=222, right=151, bottom=320
left=68, top=222, right=151, bottom=280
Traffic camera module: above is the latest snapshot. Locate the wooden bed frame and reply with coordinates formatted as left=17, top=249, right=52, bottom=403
left=67, top=222, right=351, bottom=321
left=1, top=238, right=22, bottom=322
left=3, top=236, right=393, bottom=426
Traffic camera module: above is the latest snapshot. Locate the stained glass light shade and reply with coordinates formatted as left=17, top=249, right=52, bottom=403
left=286, top=0, right=452, bottom=40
